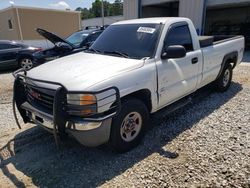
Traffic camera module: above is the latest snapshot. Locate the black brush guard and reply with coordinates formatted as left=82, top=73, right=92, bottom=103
left=13, top=69, right=121, bottom=145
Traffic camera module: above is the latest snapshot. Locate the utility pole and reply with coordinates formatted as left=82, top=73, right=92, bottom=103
left=101, top=0, right=104, bottom=26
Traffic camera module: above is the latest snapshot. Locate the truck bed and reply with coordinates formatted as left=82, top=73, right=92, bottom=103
left=198, top=35, right=244, bottom=89
left=199, top=35, right=243, bottom=48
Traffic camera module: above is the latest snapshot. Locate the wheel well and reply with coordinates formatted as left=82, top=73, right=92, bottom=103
left=225, top=57, right=237, bottom=69
left=121, top=89, right=152, bottom=112
left=224, top=52, right=238, bottom=69
left=17, top=55, right=33, bottom=63
left=216, top=52, right=238, bottom=80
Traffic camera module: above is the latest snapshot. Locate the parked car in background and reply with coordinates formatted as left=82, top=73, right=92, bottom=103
left=33, top=27, right=105, bottom=66
left=84, top=25, right=109, bottom=30
left=0, top=40, right=41, bottom=70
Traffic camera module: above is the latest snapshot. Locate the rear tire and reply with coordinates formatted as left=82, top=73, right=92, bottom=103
left=214, top=64, right=233, bottom=92
left=109, top=98, right=149, bottom=153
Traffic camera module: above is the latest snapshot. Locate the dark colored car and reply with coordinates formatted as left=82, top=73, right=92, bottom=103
left=0, top=40, right=42, bottom=70
left=33, top=28, right=104, bottom=66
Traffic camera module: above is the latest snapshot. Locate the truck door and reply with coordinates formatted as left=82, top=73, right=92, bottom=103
left=157, top=23, right=201, bottom=108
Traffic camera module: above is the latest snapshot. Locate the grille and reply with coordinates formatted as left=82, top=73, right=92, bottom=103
left=27, top=86, right=55, bottom=110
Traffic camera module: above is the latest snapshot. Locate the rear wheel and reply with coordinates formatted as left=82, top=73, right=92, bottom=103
left=109, top=98, right=149, bottom=153
left=214, top=64, right=233, bottom=92
left=19, top=58, right=33, bottom=70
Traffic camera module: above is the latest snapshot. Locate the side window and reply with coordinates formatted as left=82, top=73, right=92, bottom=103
left=0, top=44, right=4, bottom=50
left=165, top=25, right=194, bottom=52
left=87, top=32, right=101, bottom=42
left=0, top=44, right=19, bottom=50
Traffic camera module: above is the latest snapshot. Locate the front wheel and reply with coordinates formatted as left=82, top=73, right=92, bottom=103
left=214, top=64, right=233, bottom=92
left=109, top=98, right=149, bottom=153
left=19, top=58, right=33, bottom=70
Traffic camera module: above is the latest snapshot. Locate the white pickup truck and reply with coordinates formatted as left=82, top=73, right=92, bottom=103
left=13, top=17, right=244, bottom=153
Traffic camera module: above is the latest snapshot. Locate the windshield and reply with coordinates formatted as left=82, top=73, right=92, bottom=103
left=66, top=32, right=89, bottom=46
left=90, top=24, right=162, bottom=59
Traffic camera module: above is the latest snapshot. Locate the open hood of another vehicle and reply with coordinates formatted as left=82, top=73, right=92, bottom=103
left=36, top=28, right=74, bottom=47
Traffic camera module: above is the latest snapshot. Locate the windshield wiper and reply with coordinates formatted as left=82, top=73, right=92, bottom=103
left=103, top=51, right=129, bottom=58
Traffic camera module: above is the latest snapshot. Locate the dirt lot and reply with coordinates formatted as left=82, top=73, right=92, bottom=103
left=0, top=65, right=250, bottom=187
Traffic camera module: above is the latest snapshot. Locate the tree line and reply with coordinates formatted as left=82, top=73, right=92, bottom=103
left=75, top=0, right=123, bottom=19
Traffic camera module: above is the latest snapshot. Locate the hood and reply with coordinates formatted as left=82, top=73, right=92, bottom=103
left=27, top=52, right=144, bottom=90
left=36, top=28, right=74, bottom=47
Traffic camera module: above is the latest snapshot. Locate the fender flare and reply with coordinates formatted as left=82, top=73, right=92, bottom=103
left=216, top=51, right=238, bottom=80
left=17, top=54, right=34, bottom=63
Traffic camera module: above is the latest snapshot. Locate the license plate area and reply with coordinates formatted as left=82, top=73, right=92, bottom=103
left=35, top=116, right=44, bottom=123
left=27, top=111, right=54, bottom=129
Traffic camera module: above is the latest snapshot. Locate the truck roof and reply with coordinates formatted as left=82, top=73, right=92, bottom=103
left=113, top=17, right=190, bottom=25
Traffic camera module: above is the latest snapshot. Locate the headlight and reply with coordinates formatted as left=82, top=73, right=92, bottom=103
left=67, top=94, right=97, bottom=115
left=67, top=94, right=96, bottom=105
left=66, top=88, right=118, bottom=117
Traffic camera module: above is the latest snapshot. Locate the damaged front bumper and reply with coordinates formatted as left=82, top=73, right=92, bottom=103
left=13, top=69, right=121, bottom=147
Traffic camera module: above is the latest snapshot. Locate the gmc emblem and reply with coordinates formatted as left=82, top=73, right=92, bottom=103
left=30, top=90, right=41, bottom=100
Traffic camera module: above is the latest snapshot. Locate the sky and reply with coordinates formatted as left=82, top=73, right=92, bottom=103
left=0, top=0, right=115, bottom=10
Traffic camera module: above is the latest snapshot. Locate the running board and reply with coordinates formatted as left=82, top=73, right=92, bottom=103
left=152, top=96, right=192, bottom=119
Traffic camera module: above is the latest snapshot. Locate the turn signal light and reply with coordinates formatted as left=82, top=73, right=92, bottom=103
left=80, top=94, right=96, bottom=105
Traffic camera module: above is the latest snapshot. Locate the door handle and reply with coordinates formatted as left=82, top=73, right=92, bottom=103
left=191, top=57, right=198, bottom=64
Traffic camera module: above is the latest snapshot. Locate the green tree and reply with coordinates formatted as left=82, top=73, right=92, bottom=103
left=103, top=1, right=111, bottom=16
left=83, top=8, right=95, bottom=19
left=91, top=0, right=102, bottom=17
left=75, top=0, right=123, bottom=19
left=111, top=0, right=123, bottom=16
left=75, top=7, right=83, bottom=12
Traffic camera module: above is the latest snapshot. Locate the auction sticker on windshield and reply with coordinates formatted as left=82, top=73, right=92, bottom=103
left=137, top=27, right=156, bottom=34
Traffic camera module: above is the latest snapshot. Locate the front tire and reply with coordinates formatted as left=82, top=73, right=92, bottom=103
left=19, top=57, right=33, bottom=70
left=214, top=64, right=233, bottom=92
left=109, top=98, right=149, bottom=153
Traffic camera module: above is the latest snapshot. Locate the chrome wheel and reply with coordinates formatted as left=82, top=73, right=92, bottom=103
left=20, top=58, right=33, bottom=70
left=223, top=69, right=230, bottom=87
left=120, top=112, right=142, bottom=142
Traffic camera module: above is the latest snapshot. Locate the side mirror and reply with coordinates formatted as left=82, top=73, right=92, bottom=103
left=161, top=45, right=186, bottom=59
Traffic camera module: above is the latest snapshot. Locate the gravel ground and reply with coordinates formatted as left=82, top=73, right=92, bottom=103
left=0, top=71, right=14, bottom=103
left=0, top=65, right=249, bottom=187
